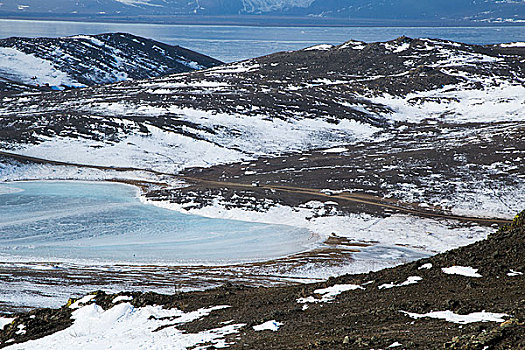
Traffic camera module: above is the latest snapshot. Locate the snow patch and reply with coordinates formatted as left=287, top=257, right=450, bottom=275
left=7, top=303, right=242, bottom=350
left=297, top=284, right=363, bottom=303
left=304, top=44, right=333, bottom=51
left=418, top=263, right=433, bottom=270
left=500, top=42, right=525, bottom=48
left=322, top=147, right=348, bottom=153
left=401, top=310, right=508, bottom=324
left=253, top=320, right=283, bottom=331
left=378, top=276, right=422, bottom=289
left=0, top=317, right=15, bottom=329
left=442, top=266, right=482, bottom=278
left=69, top=294, right=96, bottom=309
left=384, top=42, right=410, bottom=53
left=339, top=40, right=366, bottom=50
left=15, top=324, right=25, bottom=335
left=208, top=63, right=260, bottom=74
left=69, top=35, right=104, bottom=47
left=113, top=295, right=133, bottom=303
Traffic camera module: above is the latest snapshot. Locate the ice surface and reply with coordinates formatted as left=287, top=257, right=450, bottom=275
left=0, top=186, right=24, bottom=195
left=0, top=182, right=316, bottom=265
left=153, top=199, right=491, bottom=254
left=114, top=0, right=159, bottom=6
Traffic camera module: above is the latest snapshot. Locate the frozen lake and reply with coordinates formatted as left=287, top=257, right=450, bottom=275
left=0, top=181, right=316, bottom=265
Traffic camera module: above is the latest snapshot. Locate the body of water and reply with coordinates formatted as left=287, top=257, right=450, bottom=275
left=0, top=19, right=523, bottom=62
left=0, top=181, right=316, bottom=264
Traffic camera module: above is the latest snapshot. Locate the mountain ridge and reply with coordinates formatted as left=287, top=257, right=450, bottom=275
left=0, top=0, right=523, bottom=25
left=0, top=32, right=223, bottom=93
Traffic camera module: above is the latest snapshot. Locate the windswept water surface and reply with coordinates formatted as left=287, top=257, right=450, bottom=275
left=0, top=181, right=317, bottom=264
left=0, top=19, right=523, bottom=62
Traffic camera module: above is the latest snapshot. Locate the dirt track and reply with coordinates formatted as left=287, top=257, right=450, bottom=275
left=0, top=150, right=511, bottom=225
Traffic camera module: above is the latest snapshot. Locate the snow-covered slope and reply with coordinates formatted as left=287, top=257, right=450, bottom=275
left=0, top=37, right=523, bottom=164
left=0, top=33, right=222, bottom=92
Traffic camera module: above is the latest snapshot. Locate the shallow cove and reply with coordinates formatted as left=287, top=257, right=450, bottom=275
left=0, top=181, right=317, bottom=264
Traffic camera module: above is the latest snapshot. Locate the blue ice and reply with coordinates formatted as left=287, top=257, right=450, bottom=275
left=0, top=182, right=317, bottom=264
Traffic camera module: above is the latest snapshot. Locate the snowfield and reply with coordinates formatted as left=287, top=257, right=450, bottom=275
left=9, top=105, right=377, bottom=173
left=0, top=47, right=84, bottom=88
left=368, top=82, right=525, bottom=124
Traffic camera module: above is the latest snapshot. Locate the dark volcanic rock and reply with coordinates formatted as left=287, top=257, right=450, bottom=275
left=0, top=306, right=72, bottom=348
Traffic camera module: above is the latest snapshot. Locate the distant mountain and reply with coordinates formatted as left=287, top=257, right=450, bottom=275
left=0, top=33, right=223, bottom=92
left=0, top=0, right=523, bottom=24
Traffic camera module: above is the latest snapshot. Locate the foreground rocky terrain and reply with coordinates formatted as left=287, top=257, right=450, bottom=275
left=0, top=33, right=222, bottom=93
left=1, top=211, right=523, bottom=349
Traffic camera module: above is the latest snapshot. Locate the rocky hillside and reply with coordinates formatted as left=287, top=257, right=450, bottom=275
left=1, top=211, right=523, bottom=349
left=0, top=33, right=222, bottom=92
left=0, top=36, right=523, bottom=220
